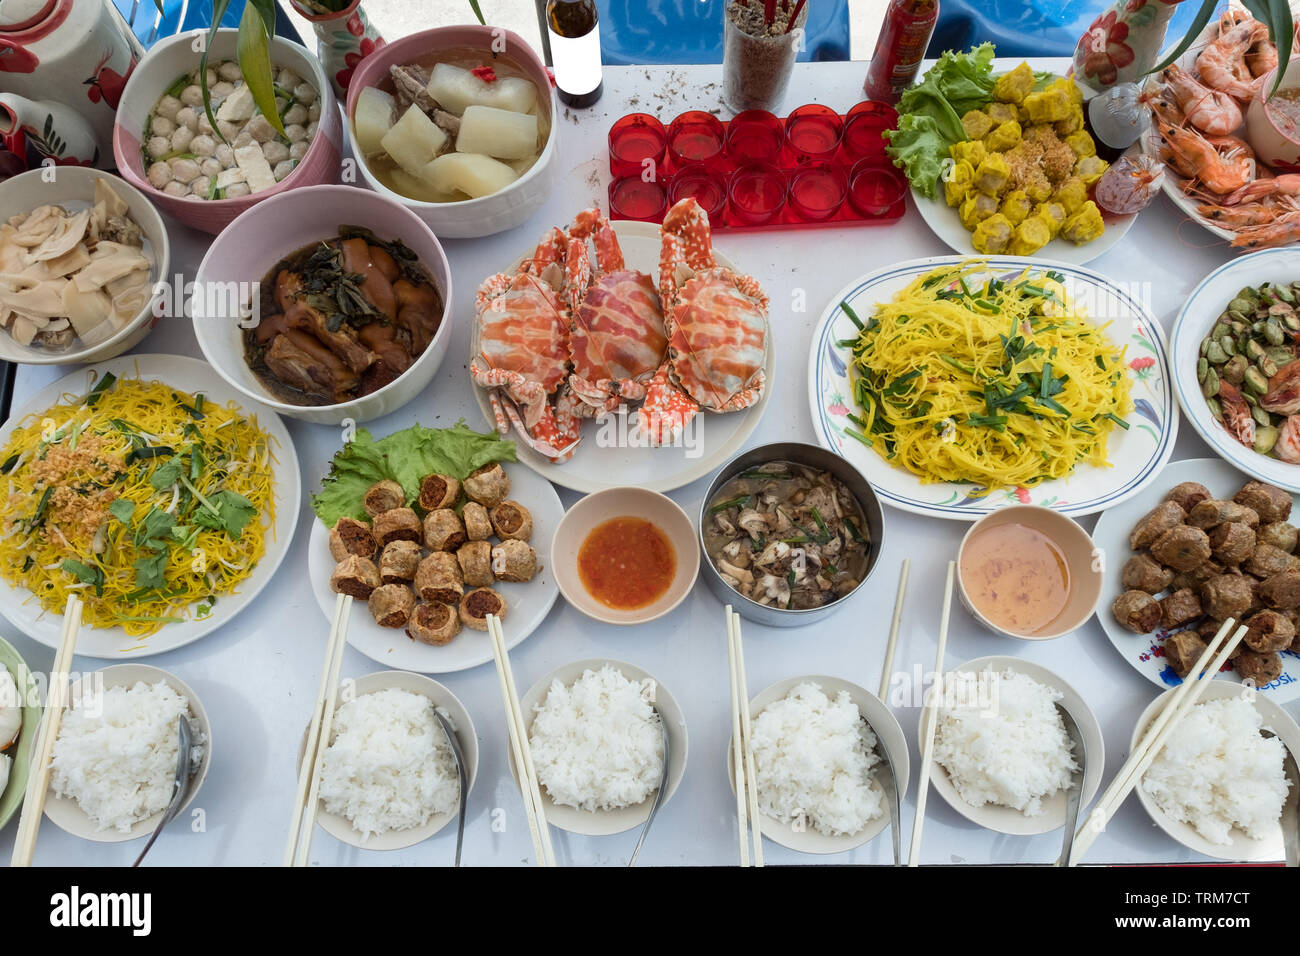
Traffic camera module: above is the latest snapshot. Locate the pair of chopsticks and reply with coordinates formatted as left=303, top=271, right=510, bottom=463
left=726, top=606, right=763, bottom=866
left=284, top=592, right=353, bottom=867
left=1070, top=617, right=1248, bottom=864
left=11, top=595, right=83, bottom=867
left=908, top=561, right=956, bottom=868
left=488, top=613, right=555, bottom=866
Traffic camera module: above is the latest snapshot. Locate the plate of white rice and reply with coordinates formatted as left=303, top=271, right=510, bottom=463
left=923, top=656, right=1104, bottom=837
left=304, top=671, right=477, bottom=852
left=44, top=664, right=211, bottom=843
left=1134, top=680, right=1299, bottom=862
left=729, top=675, right=909, bottom=855
left=512, top=660, right=687, bottom=837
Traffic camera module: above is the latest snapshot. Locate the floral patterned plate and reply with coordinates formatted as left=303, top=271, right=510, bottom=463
left=807, top=255, right=1177, bottom=519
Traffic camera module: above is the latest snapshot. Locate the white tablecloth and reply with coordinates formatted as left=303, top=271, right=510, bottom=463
left=0, top=60, right=1274, bottom=867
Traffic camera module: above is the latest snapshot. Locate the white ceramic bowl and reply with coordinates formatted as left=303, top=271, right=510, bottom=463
left=1172, top=248, right=1300, bottom=492
left=344, top=26, right=558, bottom=239
left=0, top=167, right=169, bottom=365
left=113, top=30, right=343, bottom=235
left=919, top=655, right=1104, bottom=836
left=44, top=664, right=211, bottom=843
left=728, top=675, right=909, bottom=855
left=299, top=671, right=477, bottom=852
left=191, top=184, right=453, bottom=424
left=1131, top=680, right=1300, bottom=862
left=509, top=659, right=687, bottom=837
left=1246, top=57, right=1300, bottom=171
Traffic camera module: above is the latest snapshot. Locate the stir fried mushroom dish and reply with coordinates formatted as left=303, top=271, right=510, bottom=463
left=1113, top=478, right=1300, bottom=684
left=0, top=179, right=152, bottom=351
left=703, top=461, right=871, bottom=610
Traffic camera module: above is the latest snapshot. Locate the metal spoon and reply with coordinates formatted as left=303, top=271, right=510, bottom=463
left=867, top=718, right=902, bottom=866
left=132, top=716, right=192, bottom=868
left=1054, top=701, right=1087, bottom=868
left=1263, top=729, right=1298, bottom=867
left=628, top=708, right=669, bottom=867
left=432, top=707, right=468, bottom=868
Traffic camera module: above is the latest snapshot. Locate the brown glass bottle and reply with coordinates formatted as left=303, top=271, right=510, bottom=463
left=547, top=0, right=603, bottom=107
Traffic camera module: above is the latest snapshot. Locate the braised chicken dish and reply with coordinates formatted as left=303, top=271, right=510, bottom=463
left=244, top=226, right=443, bottom=405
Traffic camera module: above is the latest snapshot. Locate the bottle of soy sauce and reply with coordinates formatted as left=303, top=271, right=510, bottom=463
left=547, top=0, right=603, bottom=108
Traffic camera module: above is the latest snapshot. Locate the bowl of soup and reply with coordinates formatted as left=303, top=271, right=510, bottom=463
left=344, top=26, right=559, bottom=239
left=1246, top=57, right=1300, bottom=171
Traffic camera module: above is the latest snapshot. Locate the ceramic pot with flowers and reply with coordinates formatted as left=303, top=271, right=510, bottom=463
left=1072, top=0, right=1183, bottom=96
left=291, top=0, right=385, bottom=97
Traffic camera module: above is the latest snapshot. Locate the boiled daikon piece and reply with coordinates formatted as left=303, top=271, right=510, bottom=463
left=421, top=152, right=518, bottom=199
left=426, top=63, right=537, bottom=117
left=353, top=87, right=396, bottom=155
left=387, top=167, right=460, bottom=204
left=381, top=105, right=449, bottom=176
left=455, top=105, right=538, bottom=160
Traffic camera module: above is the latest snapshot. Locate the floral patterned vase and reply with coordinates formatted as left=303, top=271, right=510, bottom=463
left=1072, top=0, right=1184, bottom=96
left=291, top=0, right=385, bottom=98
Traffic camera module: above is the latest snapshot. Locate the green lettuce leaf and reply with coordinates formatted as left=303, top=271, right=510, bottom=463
left=310, top=421, right=517, bottom=527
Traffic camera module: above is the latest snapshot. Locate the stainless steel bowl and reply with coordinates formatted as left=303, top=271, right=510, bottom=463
left=697, top=442, right=886, bottom=627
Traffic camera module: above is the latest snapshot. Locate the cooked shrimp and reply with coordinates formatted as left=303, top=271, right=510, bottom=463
left=1230, top=211, right=1300, bottom=249
left=1197, top=199, right=1282, bottom=227
left=1197, top=15, right=1267, bottom=101
left=1217, top=379, right=1257, bottom=448
left=1160, top=65, right=1243, bottom=136
left=1225, top=172, right=1300, bottom=205
left=1246, top=34, right=1278, bottom=78
left=1160, top=122, right=1255, bottom=195
left=1276, top=415, right=1300, bottom=463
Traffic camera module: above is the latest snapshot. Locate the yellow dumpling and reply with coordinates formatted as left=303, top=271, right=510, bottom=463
left=972, top=214, right=1014, bottom=254
left=986, top=101, right=1019, bottom=125
left=984, top=120, right=1022, bottom=153
left=950, top=139, right=987, bottom=168
left=961, top=109, right=995, bottom=141
left=1024, top=173, right=1053, bottom=203
left=1053, top=176, right=1089, bottom=214
left=1034, top=201, right=1068, bottom=238
left=945, top=161, right=975, bottom=207
left=1008, top=216, right=1052, bottom=256
left=993, top=63, right=1036, bottom=105
left=1061, top=200, right=1105, bottom=244
left=1022, top=86, right=1072, bottom=124
left=960, top=192, right=1000, bottom=230
left=1054, top=104, right=1085, bottom=136
left=1065, top=130, right=1096, bottom=159
left=1075, top=154, right=1109, bottom=185
left=999, top=189, right=1032, bottom=226
left=974, top=153, right=1011, bottom=196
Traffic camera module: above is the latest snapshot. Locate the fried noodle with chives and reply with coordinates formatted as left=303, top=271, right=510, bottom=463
left=0, top=373, right=277, bottom=637
left=845, top=261, right=1133, bottom=494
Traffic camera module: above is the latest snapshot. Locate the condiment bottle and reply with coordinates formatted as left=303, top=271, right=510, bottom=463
left=1083, top=82, right=1144, bottom=161
left=546, top=0, right=603, bottom=108
left=863, top=0, right=939, bottom=104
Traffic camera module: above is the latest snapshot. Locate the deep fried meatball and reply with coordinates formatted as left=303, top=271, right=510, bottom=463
left=372, top=507, right=422, bottom=546
left=1259, top=569, right=1300, bottom=609
left=1165, top=482, right=1212, bottom=512
left=1130, top=500, right=1186, bottom=550
left=363, top=479, right=405, bottom=517
left=1200, top=573, right=1254, bottom=621
left=1234, top=650, right=1283, bottom=685
left=1149, top=525, right=1212, bottom=571
left=1114, top=590, right=1162, bottom=633
left=1209, top=521, right=1256, bottom=565
left=368, top=583, right=415, bottom=628
left=330, top=554, right=381, bottom=600
left=1234, top=481, right=1292, bottom=524
left=1187, top=499, right=1259, bottom=529
left=1122, top=554, right=1174, bottom=593
left=1245, top=543, right=1297, bottom=578
left=1159, top=588, right=1203, bottom=629
left=1257, top=521, right=1298, bottom=554
left=1164, top=629, right=1208, bottom=678
left=1243, top=609, right=1296, bottom=653
left=329, top=516, right=376, bottom=561
left=1170, top=559, right=1224, bottom=592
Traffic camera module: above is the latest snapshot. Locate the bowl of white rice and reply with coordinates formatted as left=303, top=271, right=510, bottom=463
left=1133, top=680, right=1299, bottom=862
left=728, top=676, right=908, bottom=855
left=512, top=660, right=687, bottom=837
left=922, top=656, right=1104, bottom=837
left=302, top=671, right=477, bottom=852
left=44, top=664, right=211, bottom=843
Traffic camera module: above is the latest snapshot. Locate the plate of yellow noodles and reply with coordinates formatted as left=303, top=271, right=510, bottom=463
left=0, top=354, right=299, bottom=656
left=808, top=257, right=1177, bottom=519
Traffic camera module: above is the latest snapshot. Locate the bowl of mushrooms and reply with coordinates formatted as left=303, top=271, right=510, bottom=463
left=112, top=29, right=343, bottom=235
left=0, top=167, right=168, bottom=365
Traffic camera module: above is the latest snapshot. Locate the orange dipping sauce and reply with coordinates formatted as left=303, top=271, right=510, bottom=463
left=960, top=523, right=1071, bottom=635
left=577, top=516, right=676, bottom=610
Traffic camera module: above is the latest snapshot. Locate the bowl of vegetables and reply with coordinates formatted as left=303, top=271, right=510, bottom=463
left=112, top=29, right=343, bottom=235
left=344, top=25, right=559, bottom=239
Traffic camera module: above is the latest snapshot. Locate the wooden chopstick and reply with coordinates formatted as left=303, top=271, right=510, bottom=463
left=284, top=592, right=352, bottom=867
left=11, top=595, right=82, bottom=867
left=730, top=608, right=764, bottom=867
left=725, top=606, right=750, bottom=866
left=488, top=613, right=555, bottom=867
left=878, top=560, right=911, bottom=700
left=908, top=561, right=955, bottom=868
left=1071, top=618, right=1248, bottom=864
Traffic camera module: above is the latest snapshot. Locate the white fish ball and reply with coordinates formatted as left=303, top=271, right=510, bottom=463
left=273, top=159, right=296, bottom=181
left=147, top=161, right=172, bottom=188
left=150, top=115, right=175, bottom=138
left=215, top=143, right=235, bottom=166
left=307, top=101, right=321, bottom=122
left=283, top=104, right=308, bottom=127
left=190, top=174, right=211, bottom=198
left=217, top=120, right=242, bottom=142
left=191, top=134, right=217, bottom=157
left=175, top=106, right=198, bottom=131
left=289, top=140, right=309, bottom=161
left=155, top=94, right=182, bottom=121
left=204, top=68, right=217, bottom=86
left=162, top=180, right=190, bottom=197
left=246, top=115, right=275, bottom=143
left=170, top=126, right=194, bottom=152
left=304, top=121, right=318, bottom=140
left=232, top=130, right=254, bottom=149
left=218, top=61, right=242, bottom=82
left=224, top=182, right=251, bottom=198
left=293, top=82, right=317, bottom=105
left=212, top=80, right=234, bottom=99
left=261, top=140, right=289, bottom=164
left=197, top=111, right=213, bottom=134
left=170, top=157, right=201, bottom=183
left=284, top=123, right=307, bottom=143
left=278, top=69, right=301, bottom=89
left=147, top=135, right=171, bottom=160
left=200, top=156, right=221, bottom=177
left=180, top=84, right=203, bottom=107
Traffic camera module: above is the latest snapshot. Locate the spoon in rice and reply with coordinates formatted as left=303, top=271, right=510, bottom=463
left=628, top=707, right=669, bottom=867
left=433, top=707, right=468, bottom=867
left=1054, top=702, right=1087, bottom=868
left=1262, top=730, right=1298, bottom=867
left=867, top=719, right=902, bottom=866
left=132, top=716, right=193, bottom=868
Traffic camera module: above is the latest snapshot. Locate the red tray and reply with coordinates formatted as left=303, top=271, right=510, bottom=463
left=605, top=103, right=907, bottom=231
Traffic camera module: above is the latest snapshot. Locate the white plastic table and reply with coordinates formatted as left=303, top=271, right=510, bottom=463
left=0, top=60, right=1277, bottom=867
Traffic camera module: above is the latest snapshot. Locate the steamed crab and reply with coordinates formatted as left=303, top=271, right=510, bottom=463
left=639, top=197, right=769, bottom=444
left=472, top=226, right=584, bottom=462
left=564, top=208, right=667, bottom=415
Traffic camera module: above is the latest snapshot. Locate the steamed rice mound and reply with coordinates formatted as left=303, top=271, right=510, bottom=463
left=750, top=682, right=882, bottom=837
left=319, top=687, right=459, bottom=839
left=528, top=666, right=663, bottom=813
left=1141, top=697, right=1290, bottom=846
left=933, top=668, right=1077, bottom=817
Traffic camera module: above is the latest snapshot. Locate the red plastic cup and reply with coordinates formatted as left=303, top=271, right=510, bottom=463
left=784, top=104, right=843, bottom=164
left=848, top=160, right=907, bottom=217
left=788, top=162, right=848, bottom=222
left=609, top=176, right=668, bottom=223
left=725, top=109, right=784, bottom=166
left=608, top=113, right=668, bottom=178
left=667, top=110, right=725, bottom=169
left=728, top=163, right=788, bottom=226
left=668, top=165, right=728, bottom=222
left=842, top=101, right=898, bottom=161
